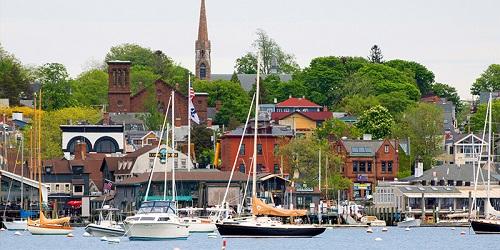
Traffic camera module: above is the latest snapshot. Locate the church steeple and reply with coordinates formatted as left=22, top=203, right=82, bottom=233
left=195, top=0, right=211, bottom=80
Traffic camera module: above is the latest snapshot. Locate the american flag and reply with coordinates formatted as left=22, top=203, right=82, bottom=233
left=189, top=87, right=195, bottom=101
left=104, top=180, right=113, bottom=192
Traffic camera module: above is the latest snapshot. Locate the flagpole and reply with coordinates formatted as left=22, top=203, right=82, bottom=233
left=188, top=75, right=192, bottom=172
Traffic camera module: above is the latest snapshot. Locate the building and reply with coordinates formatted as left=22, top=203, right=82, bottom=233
left=61, top=124, right=125, bottom=160
left=106, top=61, right=208, bottom=125
left=220, top=113, right=294, bottom=175
left=195, top=0, right=211, bottom=80
left=333, top=138, right=400, bottom=200
left=272, top=111, right=332, bottom=136
left=113, top=169, right=248, bottom=213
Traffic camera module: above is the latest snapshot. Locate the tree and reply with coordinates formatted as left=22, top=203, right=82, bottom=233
left=376, top=91, right=415, bottom=115
left=193, top=80, right=251, bottom=125
left=189, top=124, right=214, bottom=166
left=385, top=59, right=435, bottom=95
left=36, top=63, right=76, bottom=110
left=71, top=69, right=108, bottom=107
left=392, top=103, right=443, bottom=170
left=431, top=82, right=463, bottom=113
left=356, top=105, right=394, bottom=139
left=340, top=95, right=380, bottom=116
left=277, top=137, right=343, bottom=186
left=469, top=99, right=500, bottom=133
left=471, top=64, right=500, bottom=96
left=234, top=29, right=299, bottom=74
left=130, top=65, right=161, bottom=94
left=140, top=88, right=164, bottom=131
left=24, top=107, right=102, bottom=159
left=314, top=118, right=361, bottom=141
left=368, top=45, right=384, bottom=63
left=0, top=46, right=31, bottom=105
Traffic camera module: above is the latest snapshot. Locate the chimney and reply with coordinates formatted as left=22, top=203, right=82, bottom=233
left=273, top=98, right=277, bottom=104
left=362, top=134, right=372, bottom=141
left=215, top=100, right=222, bottom=112
left=74, top=141, right=87, bottom=160
left=323, top=106, right=328, bottom=112
left=414, top=158, right=423, bottom=178
left=103, top=112, right=110, bottom=125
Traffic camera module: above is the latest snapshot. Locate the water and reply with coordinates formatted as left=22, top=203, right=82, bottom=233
left=1, top=227, right=499, bottom=250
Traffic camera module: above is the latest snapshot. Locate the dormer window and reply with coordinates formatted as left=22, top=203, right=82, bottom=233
left=72, top=166, right=84, bottom=174
left=45, top=166, right=53, bottom=174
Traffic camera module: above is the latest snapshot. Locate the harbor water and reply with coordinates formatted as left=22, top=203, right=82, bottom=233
left=1, top=227, right=499, bottom=250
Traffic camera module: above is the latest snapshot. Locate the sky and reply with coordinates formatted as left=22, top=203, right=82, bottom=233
left=1, top=0, right=499, bottom=100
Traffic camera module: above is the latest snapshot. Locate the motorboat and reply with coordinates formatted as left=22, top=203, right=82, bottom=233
left=3, top=220, right=27, bottom=231
left=397, top=216, right=421, bottom=228
left=123, top=200, right=189, bottom=240
left=85, top=206, right=124, bottom=237
left=360, top=216, right=387, bottom=227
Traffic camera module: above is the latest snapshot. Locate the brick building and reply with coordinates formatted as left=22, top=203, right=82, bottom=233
left=107, top=61, right=208, bottom=126
left=333, top=138, right=400, bottom=200
left=220, top=114, right=294, bottom=175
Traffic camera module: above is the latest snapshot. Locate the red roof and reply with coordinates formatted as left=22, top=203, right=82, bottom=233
left=275, top=97, right=321, bottom=108
left=272, top=111, right=333, bottom=121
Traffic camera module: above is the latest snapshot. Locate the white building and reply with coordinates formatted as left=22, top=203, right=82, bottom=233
left=61, top=125, right=125, bottom=159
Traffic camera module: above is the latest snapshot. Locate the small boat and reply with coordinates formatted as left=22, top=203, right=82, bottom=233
left=360, top=216, right=386, bottom=227
left=123, top=200, right=189, bottom=240
left=3, top=220, right=27, bottom=231
left=85, top=206, right=124, bottom=237
left=181, top=216, right=216, bottom=233
left=397, top=216, right=421, bottom=228
left=27, top=212, right=73, bottom=235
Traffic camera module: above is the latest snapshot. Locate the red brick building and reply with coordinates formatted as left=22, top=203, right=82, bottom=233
left=220, top=116, right=293, bottom=175
left=107, top=61, right=208, bottom=126
left=333, top=138, right=399, bottom=200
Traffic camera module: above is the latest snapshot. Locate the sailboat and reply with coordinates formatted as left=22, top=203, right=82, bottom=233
left=2, top=134, right=28, bottom=230
left=216, top=54, right=326, bottom=238
left=27, top=91, right=73, bottom=235
left=122, top=92, right=190, bottom=240
left=470, top=92, right=500, bottom=234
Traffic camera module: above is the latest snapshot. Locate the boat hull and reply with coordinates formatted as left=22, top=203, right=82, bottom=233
left=216, top=223, right=326, bottom=238
left=187, top=222, right=217, bottom=233
left=123, top=221, right=189, bottom=240
left=471, top=220, right=500, bottom=234
left=3, top=220, right=27, bottom=231
left=397, top=219, right=421, bottom=228
left=27, top=225, right=73, bottom=235
left=85, top=224, right=125, bottom=237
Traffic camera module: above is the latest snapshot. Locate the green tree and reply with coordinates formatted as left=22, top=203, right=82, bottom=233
left=140, top=88, right=164, bottom=130
left=277, top=137, right=342, bottom=186
left=469, top=99, right=500, bottom=133
left=36, top=63, right=76, bottom=110
left=356, top=105, right=394, bottom=139
left=314, top=118, right=361, bottom=140
left=130, top=65, right=161, bottom=94
left=471, top=64, right=500, bottom=96
left=385, top=59, right=435, bottom=95
left=368, top=45, right=384, bottom=63
left=189, top=124, right=214, bottom=166
left=71, top=69, right=108, bottom=107
left=392, top=103, right=443, bottom=169
left=193, top=80, right=250, bottom=125
left=431, top=82, right=463, bottom=113
left=376, top=91, right=415, bottom=115
left=234, top=29, right=299, bottom=74
left=0, top=46, right=31, bottom=105
left=340, top=95, right=380, bottom=116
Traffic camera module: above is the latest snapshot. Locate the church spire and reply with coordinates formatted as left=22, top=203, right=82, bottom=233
left=195, top=0, right=211, bottom=80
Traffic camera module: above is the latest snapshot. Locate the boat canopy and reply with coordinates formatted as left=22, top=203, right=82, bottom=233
left=28, top=211, right=70, bottom=226
left=252, top=197, right=307, bottom=217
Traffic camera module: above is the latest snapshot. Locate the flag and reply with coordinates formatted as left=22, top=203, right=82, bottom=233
left=104, top=180, right=113, bottom=193
left=189, top=87, right=200, bottom=124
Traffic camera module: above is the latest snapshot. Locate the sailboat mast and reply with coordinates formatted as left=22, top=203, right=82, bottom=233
left=37, top=90, right=43, bottom=213
left=487, top=92, right=492, bottom=207
left=164, top=123, right=170, bottom=201
left=252, top=55, right=261, bottom=199
left=187, top=75, right=192, bottom=172
left=171, top=90, right=176, bottom=205
left=21, top=134, right=24, bottom=210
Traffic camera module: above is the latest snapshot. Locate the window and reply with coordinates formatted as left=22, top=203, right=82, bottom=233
left=257, top=144, right=263, bottom=155
left=449, top=146, right=454, bottom=155
left=384, top=145, right=389, bottom=153
left=359, top=161, right=366, bottom=173
left=55, top=184, right=60, bottom=192
left=72, top=166, right=84, bottom=174
left=45, top=166, right=52, bottom=174
left=239, top=164, right=245, bottom=173
left=257, top=164, right=263, bottom=173
left=284, top=108, right=289, bottom=112
left=94, top=137, right=118, bottom=153
left=381, top=161, right=387, bottom=173
left=74, top=185, right=83, bottom=193
left=274, top=164, right=280, bottom=174
left=367, top=161, right=372, bottom=172
left=65, top=184, right=70, bottom=192
left=387, top=161, right=393, bottom=173
left=117, top=100, right=123, bottom=107
left=297, top=196, right=304, bottom=206
left=353, top=161, right=359, bottom=173
left=240, top=144, right=245, bottom=155
left=199, top=63, right=207, bottom=79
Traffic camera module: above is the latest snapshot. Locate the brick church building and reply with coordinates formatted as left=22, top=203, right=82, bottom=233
left=107, top=0, right=212, bottom=126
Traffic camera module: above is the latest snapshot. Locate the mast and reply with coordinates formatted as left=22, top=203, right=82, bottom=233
left=20, top=134, right=24, bottom=210
left=187, top=75, right=192, bottom=172
left=164, top=123, right=170, bottom=201
left=487, top=92, right=492, bottom=212
left=171, top=90, right=176, bottom=205
left=37, top=90, right=43, bottom=214
left=252, top=54, right=261, bottom=199
left=319, top=149, right=321, bottom=193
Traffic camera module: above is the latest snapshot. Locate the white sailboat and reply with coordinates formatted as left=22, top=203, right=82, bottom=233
left=123, top=92, right=189, bottom=240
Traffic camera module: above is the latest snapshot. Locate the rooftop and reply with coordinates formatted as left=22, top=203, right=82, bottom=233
left=276, top=97, right=321, bottom=108
left=116, top=169, right=248, bottom=186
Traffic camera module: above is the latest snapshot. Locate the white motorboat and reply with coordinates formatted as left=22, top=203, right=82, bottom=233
left=397, top=216, right=421, bottom=228
left=181, top=217, right=216, bottom=233
left=123, top=200, right=189, bottom=240
left=3, top=220, right=27, bottom=231
left=85, top=206, right=124, bottom=237
left=360, top=216, right=387, bottom=227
